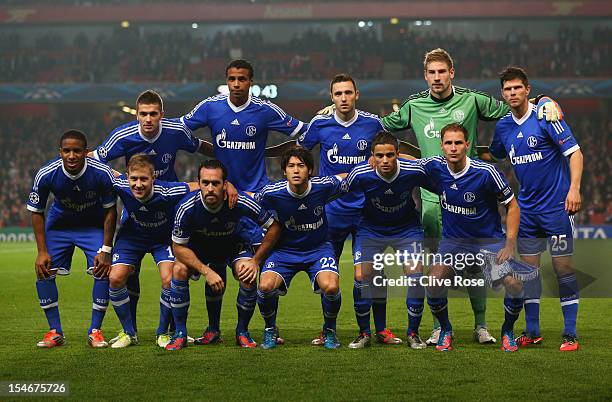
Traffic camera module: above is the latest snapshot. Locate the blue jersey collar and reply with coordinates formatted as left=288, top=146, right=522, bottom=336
left=445, top=157, right=471, bottom=179
left=199, top=191, right=224, bottom=213
left=334, top=110, right=359, bottom=127
left=138, top=121, right=163, bottom=143
left=375, top=165, right=400, bottom=183
left=61, top=158, right=88, bottom=180
left=511, top=104, right=534, bottom=125
left=286, top=180, right=312, bottom=198
left=227, top=92, right=252, bottom=113
left=137, top=185, right=155, bottom=204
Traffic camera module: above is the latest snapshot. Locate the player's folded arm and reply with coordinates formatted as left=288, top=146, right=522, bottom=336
left=225, top=181, right=239, bottom=209
left=172, top=240, right=207, bottom=275
left=252, top=219, right=281, bottom=266
left=30, top=211, right=48, bottom=252
left=565, top=148, right=583, bottom=214
left=399, top=140, right=420, bottom=159
left=380, top=101, right=411, bottom=131
left=476, top=145, right=495, bottom=162
left=197, top=140, right=215, bottom=157
left=325, top=174, right=351, bottom=202
left=265, top=140, right=297, bottom=157
left=101, top=205, right=117, bottom=237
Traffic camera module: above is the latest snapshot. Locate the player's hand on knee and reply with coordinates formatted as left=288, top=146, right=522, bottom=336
left=317, top=104, right=335, bottom=115
left=205, top=270, right=225, bottom=294
left=565, top=188, right=581, bottom=215
left=237, top=259, right=258, bottom=284
left=93, top=251, right=112, bottom=278
left=35, top=251, right=52, bottom=279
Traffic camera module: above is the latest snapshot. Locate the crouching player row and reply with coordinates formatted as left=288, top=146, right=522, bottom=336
left=165, top=150, right=345, bottom=350
left=29, top=126, right=575, bottom=352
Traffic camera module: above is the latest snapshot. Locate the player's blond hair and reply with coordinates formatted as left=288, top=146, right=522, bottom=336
left=127, top=154, right=154, bottom=176
left=423, top=48, right=454, bottom=70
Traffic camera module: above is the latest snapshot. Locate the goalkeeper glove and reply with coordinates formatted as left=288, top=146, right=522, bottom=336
left=317, top=104, right=335, bottom=115
left=536, top=96, right=563, bottom=122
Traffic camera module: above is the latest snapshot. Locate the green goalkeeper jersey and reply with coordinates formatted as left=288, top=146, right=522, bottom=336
left=381, top=86, right=509, bottom=201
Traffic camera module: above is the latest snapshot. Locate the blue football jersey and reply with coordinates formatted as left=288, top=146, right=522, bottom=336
left=93, top=118, right=201, bottom=181
left=27, top=157, right=116, bottom=229
left=490, top=104, right=580, bottom=213
left=342, top=159, right=430, bottom=235
left=420, top=156, right=514, bottom=239
left=254, top=177, right=341, bottom=251
left=172, top=191, right=274, bottom=246
left=297, top=110, right=383, bottom=215
left=181, top=94, right=306, bottom=192
left=113, top=175, right=190, bottom=242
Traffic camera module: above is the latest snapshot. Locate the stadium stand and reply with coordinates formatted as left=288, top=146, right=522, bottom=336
left=0, top=24, right=609, bottom=83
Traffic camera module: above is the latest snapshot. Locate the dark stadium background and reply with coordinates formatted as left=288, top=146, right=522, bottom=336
left=0, top=0, right=610, bottom=237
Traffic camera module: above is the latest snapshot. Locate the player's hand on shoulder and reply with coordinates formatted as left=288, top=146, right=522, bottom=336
left=237, top=259, right=258, bottom=284
left=226, top=181, right=238, bottom=209
left=532, top=95, right=563, bottom=122
left=317, top=104, right=335, bottom=116
left=34, top=251, right=52, bottom=279
left=565, top=187, right=581, bottom=215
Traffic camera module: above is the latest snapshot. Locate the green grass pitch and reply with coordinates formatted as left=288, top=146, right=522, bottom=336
left=1, top=240, right=611, bottom=401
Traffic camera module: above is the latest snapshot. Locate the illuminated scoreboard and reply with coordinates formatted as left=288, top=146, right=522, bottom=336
left=217, top=84, right=278, bottom=99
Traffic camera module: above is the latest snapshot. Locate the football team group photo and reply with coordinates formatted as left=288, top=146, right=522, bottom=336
left=2, top=2, right=610, bottom=400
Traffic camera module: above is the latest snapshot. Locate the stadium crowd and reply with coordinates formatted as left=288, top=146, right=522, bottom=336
left=0, top=24, right=609, bottom=83
left=1, top=108, right=610, bottom=228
